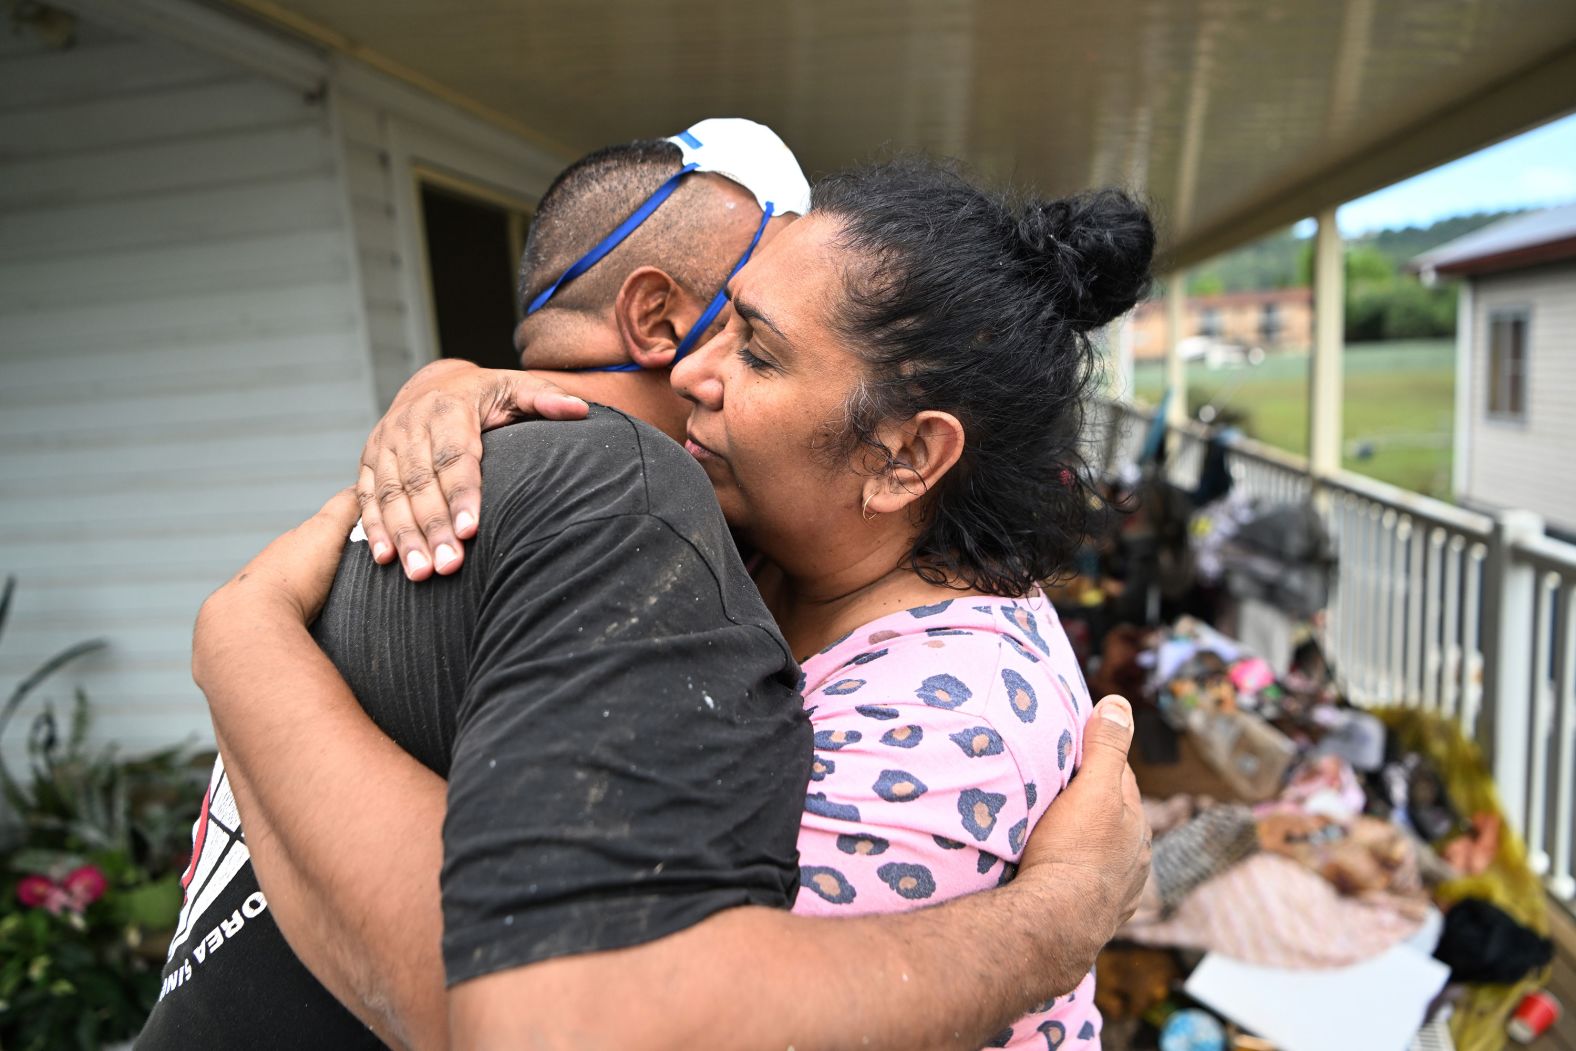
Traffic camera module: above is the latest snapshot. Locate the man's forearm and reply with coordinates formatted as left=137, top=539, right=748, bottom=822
left=452, top=871, right=1097, bottom=1051
left=194, top=593, right=449, bottom=1050
left=743, top=873, right=1093, bottom=1048
left=686, top=877, right=1097, bottom=1049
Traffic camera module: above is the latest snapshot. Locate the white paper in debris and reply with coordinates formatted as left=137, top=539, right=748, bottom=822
left=1184, top=941, right=1449, bottom=1051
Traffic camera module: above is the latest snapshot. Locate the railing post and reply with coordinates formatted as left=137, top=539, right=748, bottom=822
left=1099, top=400, right=1124, bottom=479
left=1480, top=508, right=1544, bottom=837
left=1451, top=282, right=1474, bottom=500
left=1165, top=274, right=1188, bottom=428
left=1309, top=206, right=1344, bottom=477
left=1108, top=313, right=1136, bottom=404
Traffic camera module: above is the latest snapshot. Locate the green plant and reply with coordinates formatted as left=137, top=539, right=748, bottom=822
left=0, top=577, right=211, bottom=1050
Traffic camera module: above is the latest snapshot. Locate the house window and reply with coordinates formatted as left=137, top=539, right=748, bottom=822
left=419, top=180, right=532, bottom=371
left=1199, top=306, right=1222, bottom=338
left=1260, top=301, right=1282, bottom=343
left=1487, top=309, right=1529, bottom=421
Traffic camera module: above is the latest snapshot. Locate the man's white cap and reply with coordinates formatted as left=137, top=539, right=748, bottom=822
left=667, top=117, right=812, bottom=217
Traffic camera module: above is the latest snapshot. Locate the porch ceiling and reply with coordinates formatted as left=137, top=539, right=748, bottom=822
left=223, top=0, right=1576, bottom=269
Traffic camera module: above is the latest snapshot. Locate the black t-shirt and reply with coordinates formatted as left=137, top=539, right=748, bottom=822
left=137, top=408, right=811, bottom=1048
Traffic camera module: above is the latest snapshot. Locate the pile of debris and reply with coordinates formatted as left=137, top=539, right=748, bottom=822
left=1081, top=616, right=1553, bottom=1051
left=1053, top=459, right=1558, bottom=1050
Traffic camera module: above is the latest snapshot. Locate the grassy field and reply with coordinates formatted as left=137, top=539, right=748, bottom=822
left=1132, top=339, right=1455, bottom=497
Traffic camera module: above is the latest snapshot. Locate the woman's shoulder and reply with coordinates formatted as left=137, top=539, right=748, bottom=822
left=804, top=596, right=1090, bottom=724
left=800, top=595, right=1090, bottom=822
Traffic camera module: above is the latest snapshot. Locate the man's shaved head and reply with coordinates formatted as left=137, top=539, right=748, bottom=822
left=519, top=139, right=746, bottom=321
left=508, top=129, right=798, bottom=438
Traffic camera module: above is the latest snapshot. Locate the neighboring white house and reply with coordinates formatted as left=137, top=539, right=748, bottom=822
left=2, top=1, right=568, bottom=758
left=1414, top=205, right=1576, bottom=538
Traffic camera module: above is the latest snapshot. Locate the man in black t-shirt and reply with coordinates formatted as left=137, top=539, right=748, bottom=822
left=141, top=406, right=808, bottom=1049
left=141, top=126, right=1150, bottom=1049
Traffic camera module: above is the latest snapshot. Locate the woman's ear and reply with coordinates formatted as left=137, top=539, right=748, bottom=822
left=863, top=411, right=966, bottom=516
left=615, top=267, right=696, bottom=370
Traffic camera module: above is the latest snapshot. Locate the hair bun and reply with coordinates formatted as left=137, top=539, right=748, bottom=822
left=1015, top=189, right=1156, bottom=332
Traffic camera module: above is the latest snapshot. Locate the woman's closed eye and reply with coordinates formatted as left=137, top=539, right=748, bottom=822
left=736, top=342, right=778, bottom=373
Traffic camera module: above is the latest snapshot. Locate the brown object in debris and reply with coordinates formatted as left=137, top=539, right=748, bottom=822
left=1091, top=623, right=1154, bottom=705
left=1257, top=814, right=1420, bottom=898
left=1440, top=811, right=1500, bottom=877
left=1095, top=945, right=1181, bottom=1021
left=1188, top=710, right=1297, bottom=803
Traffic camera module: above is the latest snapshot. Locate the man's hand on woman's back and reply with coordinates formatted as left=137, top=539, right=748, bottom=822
left=1020, top=695, right=1151, bottom=961
left=357, top=360, right=588, bottom=581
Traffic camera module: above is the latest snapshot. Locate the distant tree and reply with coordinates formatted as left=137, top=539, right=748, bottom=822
left=1339, top=243, right=1458, bottom=342
left=1190, top=228, right=1305, bottom=294
left=1187, top=210, right=1512, bottom=343
left=1346, top=244, right=1396, bottom=287
left=1347, top=286, right=1390, bottom=342
left=1364, top=210, right=1526, bottom=269
left=1381, top=279, right=1458, bottom=339
left=1190, top=273, right=1226, bottom=297
left=1340, top=244, right=1395, bottom=343
left=1201, top=209, right=1525, bottom=296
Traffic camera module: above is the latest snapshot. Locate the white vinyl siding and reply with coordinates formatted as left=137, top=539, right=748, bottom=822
left=0, top=17, right=376, bottom=756
left=335, top=93, right=426, bottom=409
left=328, top=63, right=568, bottom=406
left=1464, top=262, right=1576, bottom=531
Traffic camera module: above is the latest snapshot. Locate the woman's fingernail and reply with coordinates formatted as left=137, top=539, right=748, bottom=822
left=434, top=543, right=459, bottom=572
left=454, top=510, right=476, bottom=535
left=405, top=550, right=430, bottom=576
left=372, top=541, right=392, bottom=562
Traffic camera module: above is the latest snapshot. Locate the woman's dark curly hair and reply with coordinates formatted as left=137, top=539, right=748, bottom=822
left=813, top=159, right=1155, bottom=597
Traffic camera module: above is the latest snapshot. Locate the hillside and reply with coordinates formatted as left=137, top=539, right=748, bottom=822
left=1184, top=209, right=1526, bottom=295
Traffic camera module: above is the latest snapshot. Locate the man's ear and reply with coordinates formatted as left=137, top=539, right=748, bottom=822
left=614, top=267, right=695, bottom=370
left=862, top=411, right=966, bottom=516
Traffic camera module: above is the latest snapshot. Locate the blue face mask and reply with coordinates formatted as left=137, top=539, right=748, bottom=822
left=522, top=119, right=809, bottom=372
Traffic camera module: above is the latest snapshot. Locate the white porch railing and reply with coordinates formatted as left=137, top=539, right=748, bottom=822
left=1100, top=400, right=1576, bottom=906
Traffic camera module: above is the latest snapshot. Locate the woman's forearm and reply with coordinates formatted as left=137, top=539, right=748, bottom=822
left=194, top=590, right=450, bottom=1050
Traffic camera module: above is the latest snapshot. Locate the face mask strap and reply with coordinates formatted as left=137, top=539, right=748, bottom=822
left=580, top=201, right=776, bottom=373
left=525, top=162, right=700, bottom=316
left=669, top=201, right=775, bottom=366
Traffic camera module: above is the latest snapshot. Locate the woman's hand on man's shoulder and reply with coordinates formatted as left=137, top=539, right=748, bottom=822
left=356, top=360, right=589, bottom=583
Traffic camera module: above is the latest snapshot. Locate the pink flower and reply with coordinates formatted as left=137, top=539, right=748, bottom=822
left=16, top=874, right=56, bottom=910
left=62, top=865, right=107, bottom=908
left=14, top=865, right=107, bottom=915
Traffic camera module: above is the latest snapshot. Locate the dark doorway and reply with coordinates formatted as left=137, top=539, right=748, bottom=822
left=419, top=182, right=529, bottom=371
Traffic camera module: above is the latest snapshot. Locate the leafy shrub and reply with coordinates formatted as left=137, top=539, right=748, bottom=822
left=0, top=578, right=211, bottom=1051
